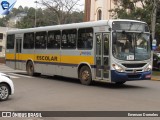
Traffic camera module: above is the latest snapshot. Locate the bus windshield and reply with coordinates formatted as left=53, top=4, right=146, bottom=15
left=112, top=32, right=151, bottom=61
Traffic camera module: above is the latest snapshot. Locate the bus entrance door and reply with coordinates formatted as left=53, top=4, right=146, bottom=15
left=15, top=38, right=22, bottom=69
left=96, top=33, right=110, bottom=81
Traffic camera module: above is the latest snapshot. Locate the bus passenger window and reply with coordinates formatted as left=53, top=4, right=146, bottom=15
left=61, top=29, right=76, bottom=49
left=7, top=34, right=15, bottom=49
left=23, top=33, right=34, bottom=49
left=47, top=31, right=60, bottom=49
left=78, top=28, right=93, bottom=49
left=35, top=32, right=47, bottom=49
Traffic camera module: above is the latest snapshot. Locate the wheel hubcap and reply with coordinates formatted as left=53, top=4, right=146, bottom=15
left=0, top=86, right=8, bottom=100
left=82, top=70, right=89, bottom=81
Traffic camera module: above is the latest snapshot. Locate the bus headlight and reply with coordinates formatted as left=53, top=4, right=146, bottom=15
left=145, top=64, right=152, bottom=71
left=112, top=64, right=125, bottom=72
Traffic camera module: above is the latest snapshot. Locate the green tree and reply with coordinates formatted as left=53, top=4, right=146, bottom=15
left=16, top=6, right=84, bottom=28
left=1, top=5, right=83, bottom=29
left=16, top=7, right=36, bottom=28
left=0, top=17, right=6, bottom=27
left=66, top=11, right=84, bottom=23
left=111, top=0, right=152, bottom=23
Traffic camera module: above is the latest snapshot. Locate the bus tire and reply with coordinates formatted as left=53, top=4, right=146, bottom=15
left=79, top=66, right=92, bottom=85
left=27, top=61, right=34, bottom=76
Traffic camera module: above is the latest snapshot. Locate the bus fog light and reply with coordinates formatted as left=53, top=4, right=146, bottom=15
left=112, top=64, right=124, bottom=72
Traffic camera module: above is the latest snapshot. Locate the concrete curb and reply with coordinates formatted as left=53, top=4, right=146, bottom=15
left=151, top=77, right=160, bottom=81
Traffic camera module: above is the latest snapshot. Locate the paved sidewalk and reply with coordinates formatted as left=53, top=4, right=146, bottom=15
left=0, top=63, right=25, bottom=73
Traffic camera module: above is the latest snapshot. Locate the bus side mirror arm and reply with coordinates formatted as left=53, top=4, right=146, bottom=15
left=113, top=31, right=117, bottom=44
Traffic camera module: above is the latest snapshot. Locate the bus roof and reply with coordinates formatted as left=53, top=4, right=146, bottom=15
left=7, top=19, right=147, bottom=34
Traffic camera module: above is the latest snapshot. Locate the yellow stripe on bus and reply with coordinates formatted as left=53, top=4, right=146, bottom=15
left=61, top=55, right=94, bottom=65
left=6, top=53, right=94, bottom=65
left=16, top=54, right=35, bottom=61
left=6, top=53, right=15, bottom=60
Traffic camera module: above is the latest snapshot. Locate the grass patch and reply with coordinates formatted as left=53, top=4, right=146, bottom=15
left=152, top=71, right=160, bottom=76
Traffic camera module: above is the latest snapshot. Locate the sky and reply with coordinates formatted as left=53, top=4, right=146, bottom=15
left=0, top=0, right=84, bottom=17
left=0, top=0, right=39, bottom=17
left=14, top=0, right=84, bottom=10
left=14, top=0, right=41, bottom=8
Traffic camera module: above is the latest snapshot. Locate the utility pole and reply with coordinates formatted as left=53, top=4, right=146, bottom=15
left=151, top=0, right=157, bottom=40
left=34, top=1, right=38, bottom=27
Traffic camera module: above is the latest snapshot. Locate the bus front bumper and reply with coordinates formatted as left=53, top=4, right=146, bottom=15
left=111, top=70, right=151, bottom=83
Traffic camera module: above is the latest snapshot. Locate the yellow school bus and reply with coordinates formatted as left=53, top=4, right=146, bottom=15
left=6, top=19, right=152, bottom=85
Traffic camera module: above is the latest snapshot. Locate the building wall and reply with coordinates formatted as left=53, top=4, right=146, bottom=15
left=84, top=0, right=91, bottom=22
left=84, top=0, right=115, bottom=21
left=0, top=27, right=17, bottom=63
left=0, top=27, right=8, bottom=58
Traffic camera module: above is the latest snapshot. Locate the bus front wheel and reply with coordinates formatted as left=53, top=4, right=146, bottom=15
left=79, top=66, right=92, bottom=85
left=27, top=61, right=34, bottom=76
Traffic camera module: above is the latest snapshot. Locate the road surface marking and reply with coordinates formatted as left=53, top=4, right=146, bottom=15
left=8, top=75, right=20, bottom=79
left=8, top=73, right=34, bottom=78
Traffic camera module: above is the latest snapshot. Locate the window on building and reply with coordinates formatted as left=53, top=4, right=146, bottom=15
left=97, top=9, right=102, bottom=20
left=0, top=33, right=3, bottom=39
left=47, top=31, right=61, bottom=49
left=7, top=34, right=15, bottom=49
left=35, top=32, right=47, bottom=49
left=23, top=33, right=34, bottom=49
left=61, top=29, right=77, bottom=49
left=0, top=46, right=2, bottom=52
left=78, top=28, right=93, bottom=49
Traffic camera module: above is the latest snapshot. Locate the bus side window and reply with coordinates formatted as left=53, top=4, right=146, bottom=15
left=78, top=28, right=93, bottom=50
left=35, top=32, right=47, bottom=49
left=7, top=34, right=15, bottom=49
left=47, top=31, right=60, bottom=49
left=23, top=33, right=34, bottom=49
left=61, top=29, right=76, bottom=49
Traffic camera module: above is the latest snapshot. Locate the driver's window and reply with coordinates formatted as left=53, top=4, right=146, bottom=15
left=96, top=35, right=101, bottom=55
left=104, top=34, right=109, bottom=55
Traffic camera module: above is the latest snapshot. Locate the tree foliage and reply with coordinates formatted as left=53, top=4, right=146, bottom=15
left=0, top=0, right=83, bottom=28
left=16, top=7, right=83, bottom=28
left=40, top=0, right=81, bottom=24
left=111, top=0, right=153, bottom=24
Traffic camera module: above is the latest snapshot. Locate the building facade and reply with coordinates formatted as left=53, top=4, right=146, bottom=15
left=84, top=0, right=143, bottom=22
left=84, top=0, right=115, bottom=21
left=0, top=27, right=17, bottom=63
left=0, top=27, right=8, bottom=58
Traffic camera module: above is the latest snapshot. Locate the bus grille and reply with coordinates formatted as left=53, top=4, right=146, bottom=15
left=122, top=63, right=146, bottom=68
left=125, top=69, right=143, bottom=73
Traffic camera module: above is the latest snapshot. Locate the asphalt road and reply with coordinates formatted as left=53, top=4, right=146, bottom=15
left=0, top=64, right=160, bottom=120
